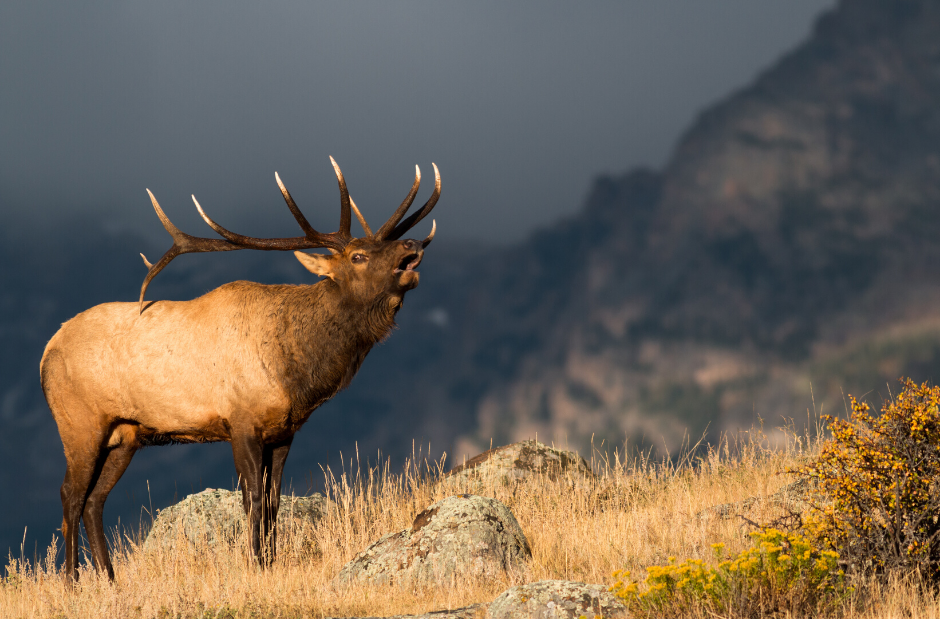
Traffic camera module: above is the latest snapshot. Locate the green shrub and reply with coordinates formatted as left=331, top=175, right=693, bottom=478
left=610, top=529, right=849, bottom=617
left=798, top=379, right=940, bottom=579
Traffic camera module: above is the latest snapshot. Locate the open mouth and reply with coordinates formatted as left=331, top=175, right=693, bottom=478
left=394, top=252, right=421, bottom=273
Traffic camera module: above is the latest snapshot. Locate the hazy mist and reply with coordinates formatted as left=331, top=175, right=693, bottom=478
left=2, top=1, right=834, bottom=244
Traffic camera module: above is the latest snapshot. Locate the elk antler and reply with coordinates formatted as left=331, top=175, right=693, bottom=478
left=383, top=163, right=441, bottom=241
left=341, top=162, right=440, bottom=242
left=330, top=156, right=353, bottom=241
left=139, top=158, right=358, bottom=313
left=137, top=189, right=243, bottom=313
left=349, top=197, right=372, bottom=237
left=374, top=165, right=422, bottom=240
left=138, top=158, right=441, bottom=314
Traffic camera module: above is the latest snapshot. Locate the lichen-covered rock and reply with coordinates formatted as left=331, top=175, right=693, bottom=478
left=143, top=488, right=328, bottom=552
left=444, top=440, right=594, bottom=491
left=487, top=580, right=630, bottom=619
left=336, top=494, right=530, bottom=585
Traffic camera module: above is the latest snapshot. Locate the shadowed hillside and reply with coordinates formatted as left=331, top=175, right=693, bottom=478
left=389, top=0, right=940, bottom=457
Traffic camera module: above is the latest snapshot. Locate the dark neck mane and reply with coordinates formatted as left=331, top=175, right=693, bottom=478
left=271, top=280, right=400, bottom=422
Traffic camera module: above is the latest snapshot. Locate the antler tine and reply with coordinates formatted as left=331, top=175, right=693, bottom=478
left=329, top=156, right=352, bottom=240
left=138, top=190, right=240, bottom=314
left=375, top=165, right=421, bottom=240
left=349, top=196, right=373, bottom=237
left=275, top=172, right=320, bottom=239
left=138, top=245, right=180, bottom=314
left=192, top=195, right=246, bottom=243
left=147, top=188, right=188, bottom=245
left=387, top=163, right=441, bottom=241
left=421, top=219, right=436, bottom=248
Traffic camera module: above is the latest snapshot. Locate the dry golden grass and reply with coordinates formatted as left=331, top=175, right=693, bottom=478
left=2, top=428, right=939, bottom=618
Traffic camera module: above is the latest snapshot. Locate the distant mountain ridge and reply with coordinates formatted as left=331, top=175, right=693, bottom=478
left=402, top=0, right=940, bottom=457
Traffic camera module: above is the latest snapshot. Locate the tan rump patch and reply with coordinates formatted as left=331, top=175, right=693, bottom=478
left=106, top=424, right=137, bottom=448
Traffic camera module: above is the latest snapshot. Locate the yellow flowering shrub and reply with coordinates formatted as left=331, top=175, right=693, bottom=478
left=610, top=529, right=849, bottom=616
left=798, top=379, right=940, bottom=578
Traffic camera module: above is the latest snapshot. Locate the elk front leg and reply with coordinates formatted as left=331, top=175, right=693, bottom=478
left=262, top=436, right=293, bottom=565
left=231, top=431, right=265, bottom=566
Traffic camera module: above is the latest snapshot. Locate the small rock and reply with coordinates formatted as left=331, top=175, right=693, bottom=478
left=444, top=440, right=594, bottom=490
left=404, top=604, right=489, bottom=619
left=487, top=580, right=630, bottom=619
left=330, top=604, right=488, bottom=619
left=694, top=496, right=760, bottom=521
left=143, top=488, right=328, bottom=552
left=336, top=494, right=530, bottom=585
left=695, top=478, right=822, bottom=521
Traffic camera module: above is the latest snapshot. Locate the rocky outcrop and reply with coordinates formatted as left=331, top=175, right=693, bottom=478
left=695, top=478, right=822, bottom=521
left=336, top=494, right=530, bottom=585
left=487, top=580, right=630, bottom=619
left=444, top=440, right=594, bottom=491
left=143, top=488, right=328, bottom=552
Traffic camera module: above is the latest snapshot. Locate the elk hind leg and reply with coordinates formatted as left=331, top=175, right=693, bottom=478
left=82, top=433, right=137, bottom=581
left=59, top=433, right=107, bottom=584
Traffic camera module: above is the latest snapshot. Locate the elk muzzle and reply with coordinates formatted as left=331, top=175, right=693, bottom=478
left=394, top=240, right=424, bottom=290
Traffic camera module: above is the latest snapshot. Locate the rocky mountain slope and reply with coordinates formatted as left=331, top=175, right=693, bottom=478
left=402, top=0, right=940, bottom=457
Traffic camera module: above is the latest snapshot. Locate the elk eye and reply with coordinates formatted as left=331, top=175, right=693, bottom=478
left=351, top=253, right=366, bottom=263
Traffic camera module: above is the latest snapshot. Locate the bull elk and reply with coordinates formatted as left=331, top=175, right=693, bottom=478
left=40, top=157, right=440, bottom=584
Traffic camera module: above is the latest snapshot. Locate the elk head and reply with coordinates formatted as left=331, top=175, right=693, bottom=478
left=294, top=231, right=431, bottom=313
left=139, top=157, right=440, bottom=313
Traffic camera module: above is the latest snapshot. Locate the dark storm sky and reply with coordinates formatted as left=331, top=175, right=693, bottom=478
left=1, top=1, right=834, bottom=244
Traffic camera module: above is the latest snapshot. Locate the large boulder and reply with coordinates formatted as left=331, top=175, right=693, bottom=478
left=444, top=440, right=594, bottom=491
left=143, top=488, right=328, bottom=552
left=336, top=494, right=531, bottom=585
left=487, top=580, right=630, bottom=619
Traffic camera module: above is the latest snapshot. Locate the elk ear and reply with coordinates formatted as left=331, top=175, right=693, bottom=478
left=295, top=251, right=337, bottom=280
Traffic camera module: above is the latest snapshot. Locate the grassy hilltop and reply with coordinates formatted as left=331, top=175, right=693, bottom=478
left=4, top=401, right=940, bottom=619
